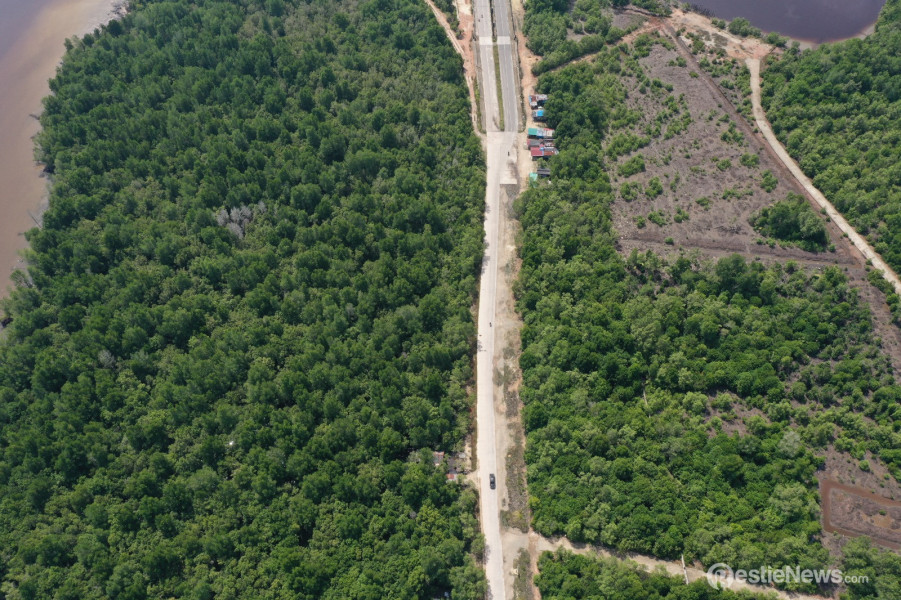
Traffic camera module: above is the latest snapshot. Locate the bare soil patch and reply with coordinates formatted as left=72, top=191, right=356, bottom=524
left=821, top=478, right=901, bottom=550
left=608, top=42, right=832, bottom=265
left=612, top=9, right=645, bottom=34
left=667, top=8, right=772, bottom=61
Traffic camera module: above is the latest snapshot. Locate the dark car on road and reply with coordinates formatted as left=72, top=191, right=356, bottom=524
left=489, top=474, right=496, bottom=489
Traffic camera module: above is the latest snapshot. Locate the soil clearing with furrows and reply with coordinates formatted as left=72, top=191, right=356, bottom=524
left=820, top=478, right=901, bottom=552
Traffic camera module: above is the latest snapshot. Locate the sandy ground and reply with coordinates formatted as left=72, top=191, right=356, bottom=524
left=0, top=0, right=124, bottom=299
left=667, top=8, right=772, bottom=60
left=425, top=0, right=482, bottom=137
left=493, top=179, right=532, bottom=599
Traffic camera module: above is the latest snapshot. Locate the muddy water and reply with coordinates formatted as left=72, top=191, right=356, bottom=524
left=688, top=0, right=887, bottom=43
left=0, top=0, right=119, bottom=297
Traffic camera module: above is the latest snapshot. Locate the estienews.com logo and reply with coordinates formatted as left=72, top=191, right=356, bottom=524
left=706, top=563, right=870, bottom=589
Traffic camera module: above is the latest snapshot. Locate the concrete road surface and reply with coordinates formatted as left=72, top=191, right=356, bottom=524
left=473, top=0, right=519, bottom=133
left=473, top=0, right=499, bottom=131
left=472, top=0, right=520, bottom=595
left=476, top=130, right=516, bottom=600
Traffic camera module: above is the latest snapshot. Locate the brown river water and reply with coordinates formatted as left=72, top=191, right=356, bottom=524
left=0, top=0, right=119, bottom=298
left=688, top=0, right=887, bottom=43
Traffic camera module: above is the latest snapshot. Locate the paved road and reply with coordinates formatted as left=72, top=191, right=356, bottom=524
left=476, top=131, right=515, bottom=600
left=492, top=0, right=519, bottom=131
left=746, top=58, right=901, bottom=296
left=472, top=0, right=520, bottom=595
left=473, top=0, right=518, bottom=133
left=473, top=0, right=500, bottom=130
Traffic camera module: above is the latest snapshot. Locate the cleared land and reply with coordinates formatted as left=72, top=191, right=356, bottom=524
left=821, top=479, right=901, bottom=551
left=608, top=39, right=852, bottom=268
left=605, top=26, right=901, bottom=381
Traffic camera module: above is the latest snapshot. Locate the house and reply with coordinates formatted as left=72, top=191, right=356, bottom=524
left=434, top=450, right=467, bottom=482
left=528, top=94, right=548, bottom=108
left=532, top=109, right=547, bottom=121
left=527, top=126, right=555, bottom=139
left=530, top=146, right=558, bottom=160
left=527, top=138, right=555, bottom=149
left=537, top=167, right=551, bottom=177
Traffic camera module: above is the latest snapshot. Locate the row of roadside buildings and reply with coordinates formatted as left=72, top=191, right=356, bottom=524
left=528, top=94, right=555, bottom=184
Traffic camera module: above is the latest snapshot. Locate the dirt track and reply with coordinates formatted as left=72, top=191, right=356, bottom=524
left=533, top=533, right=833, bottom=600
left=746, top=57, right=901, bottom=297
left=423, top=0, right=482, bottom=136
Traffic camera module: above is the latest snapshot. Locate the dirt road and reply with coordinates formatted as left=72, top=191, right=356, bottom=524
left=533, top=533, right=835, bottom=600
left=746, top=57, right=901, bottom=296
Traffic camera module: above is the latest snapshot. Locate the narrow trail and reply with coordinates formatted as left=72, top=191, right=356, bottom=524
left=746, top=57, right=901, bottom=297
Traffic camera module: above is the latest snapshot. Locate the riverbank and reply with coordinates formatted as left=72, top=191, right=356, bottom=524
left=0, top=0, right=125, bottom=298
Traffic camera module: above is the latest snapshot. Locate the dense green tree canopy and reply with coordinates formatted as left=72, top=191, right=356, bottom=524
left=519, top=45, right=901, bottom=597
left=749, top=193, right=829, bottom=251
left=0, top=0, right=486, bottom=597
left=762, top=0, right=901, bottom=271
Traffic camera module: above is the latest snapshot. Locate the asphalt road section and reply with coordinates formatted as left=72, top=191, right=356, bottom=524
left=492, top=0, right=519, bottom=132
left=474, top=0, right=500, bottom=131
